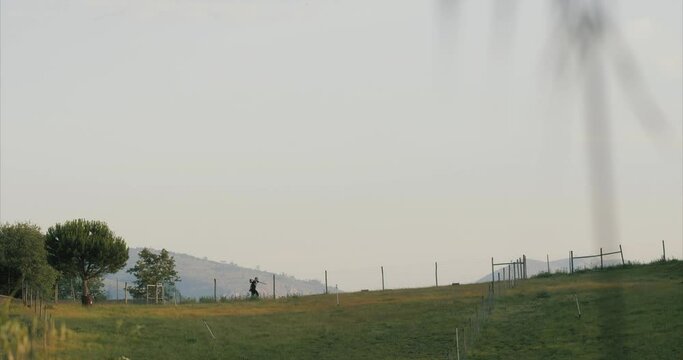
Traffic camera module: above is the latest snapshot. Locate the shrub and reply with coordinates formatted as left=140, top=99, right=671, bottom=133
left=535, top=290, right=551, bottom=299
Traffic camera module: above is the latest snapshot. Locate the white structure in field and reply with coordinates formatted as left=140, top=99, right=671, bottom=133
left=146, top=283, right=164, bottom=304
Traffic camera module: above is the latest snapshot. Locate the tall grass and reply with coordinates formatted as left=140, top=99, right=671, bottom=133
left=0, top=296, right=70, bottom=360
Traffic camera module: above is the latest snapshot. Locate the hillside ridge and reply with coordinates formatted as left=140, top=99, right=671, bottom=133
left=102, top=247, right=325, bottom=299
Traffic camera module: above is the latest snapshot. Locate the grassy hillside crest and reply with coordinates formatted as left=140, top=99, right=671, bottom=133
left=102, top=248, right=326, bottom=300
left=3, top=260, right=681, bottom=359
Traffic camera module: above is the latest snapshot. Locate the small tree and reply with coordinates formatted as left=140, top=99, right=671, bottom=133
left=0, top=222, right=58, bottom=298
left=45, top=219, right=128, bottom=305
left=127, top=248, right=180, bottom=300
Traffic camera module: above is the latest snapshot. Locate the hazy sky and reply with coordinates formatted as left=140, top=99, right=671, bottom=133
left=1, top=0, right=681, bottom=290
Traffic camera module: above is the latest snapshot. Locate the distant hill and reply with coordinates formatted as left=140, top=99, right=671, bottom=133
left=102, top=248, right=325, bottom=299
left=476, top=256, right=624, bottom=283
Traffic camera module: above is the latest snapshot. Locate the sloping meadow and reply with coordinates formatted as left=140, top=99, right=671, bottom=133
left=5, top=261, right=680, bottom=359
left=46, top=283, right=490, bottom=359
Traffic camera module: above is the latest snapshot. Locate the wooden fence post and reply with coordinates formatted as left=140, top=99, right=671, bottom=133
left=574, top=294, right=582, bottom=318
left=325, top=270, right=328, bottom=294
left=508, top=264, right=511, bottom=286
left=512, top=261, right=516, bottom=286
left=662, top=240, right=666, bottom=261
left=523, top=255, right=527, bottom=279
left=619, top=244, right=625, bottom=265
left=273, top=274, right=276, bottom=299
left=124, top=282, right=128, bottom=304
left=547, top=254, right=550, bottom=273
left=381, top=266, right=385, bottom=291
left=435, top=262, right=438, bottom=287
left=490, top=258, right=494, bottom=293
left=570, top=251, right=574, bottom=274
left=600, top=248, right=603, bottom=269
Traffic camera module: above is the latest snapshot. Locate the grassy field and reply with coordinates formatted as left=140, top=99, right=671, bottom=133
left=5, top=283, right=491, bottom=359
left=469, top=260, right=683, bottom=360
left=2, top=260, right=681, bottom=359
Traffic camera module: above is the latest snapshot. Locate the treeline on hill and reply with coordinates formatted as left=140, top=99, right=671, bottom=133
left=0, top=220, right=179, bottom=306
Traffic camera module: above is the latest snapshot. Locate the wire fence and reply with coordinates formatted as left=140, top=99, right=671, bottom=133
left=569, top=245, right=624, bottom=274
left=448, top=270, right=523, bottom=360
left=29, top=241, right=673, bottom=307
left=448, top=241, right=671, bottom=359
left=19, top=241, right=674, bottom=308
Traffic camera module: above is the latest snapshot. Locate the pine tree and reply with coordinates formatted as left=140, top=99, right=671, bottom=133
left=45, top=219, right=128, bottom=305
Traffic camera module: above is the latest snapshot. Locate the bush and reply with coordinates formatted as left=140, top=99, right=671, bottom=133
left=535, top=290, right=551, bottom=299
left=198, top=296, right=215, bottom=303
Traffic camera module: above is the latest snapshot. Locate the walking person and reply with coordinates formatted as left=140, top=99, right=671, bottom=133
left=249, top=277, right=261, bottom=298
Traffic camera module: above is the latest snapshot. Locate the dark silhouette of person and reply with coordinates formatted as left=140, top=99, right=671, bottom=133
left=249, top=277, right=260, bottom=297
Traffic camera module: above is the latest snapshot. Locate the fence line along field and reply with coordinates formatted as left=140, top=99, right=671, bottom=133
left=3, top=259, right=682, bottom=359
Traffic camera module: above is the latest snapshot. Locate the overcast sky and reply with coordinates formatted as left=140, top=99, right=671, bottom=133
left=1, top=0, right=681, bottom=290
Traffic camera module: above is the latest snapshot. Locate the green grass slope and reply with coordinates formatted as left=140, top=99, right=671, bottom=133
left=470, top=260, right=683, bottom=360
left=46, top=284, right=489, bottom=359
left=4, top=261, right=680, bottom=359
